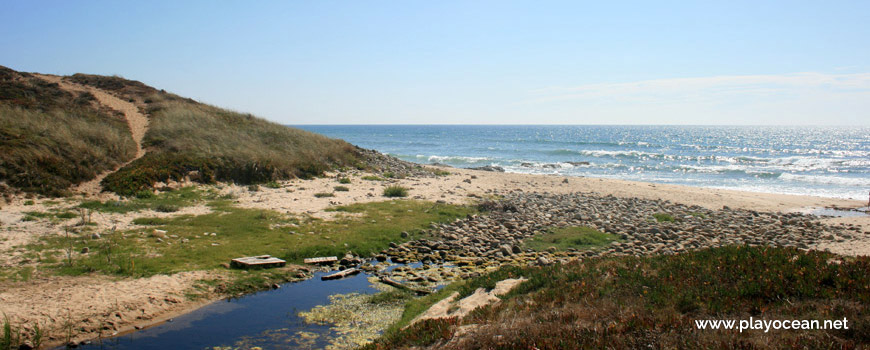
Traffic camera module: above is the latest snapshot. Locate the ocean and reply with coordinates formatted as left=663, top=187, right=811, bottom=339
left=296, top=125, right=870, bottom=200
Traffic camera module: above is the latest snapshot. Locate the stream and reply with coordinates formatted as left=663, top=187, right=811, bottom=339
left=72, top=268, right=389, bottom=350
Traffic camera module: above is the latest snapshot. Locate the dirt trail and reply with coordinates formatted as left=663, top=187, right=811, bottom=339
left=35, top=74, right=149, bottom=195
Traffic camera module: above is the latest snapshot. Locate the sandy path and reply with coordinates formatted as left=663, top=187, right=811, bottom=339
left=35, top=74, right=149, bottom=195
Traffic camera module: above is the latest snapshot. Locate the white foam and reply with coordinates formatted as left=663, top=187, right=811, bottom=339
left=780, top=173, right=870, bottom=187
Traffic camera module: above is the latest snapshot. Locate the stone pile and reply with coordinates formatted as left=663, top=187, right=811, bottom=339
left=367, top=192, right=865, bottom=288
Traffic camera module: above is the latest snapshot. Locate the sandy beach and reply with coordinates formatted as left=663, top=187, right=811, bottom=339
left=1, top=167, right=868, bottom=346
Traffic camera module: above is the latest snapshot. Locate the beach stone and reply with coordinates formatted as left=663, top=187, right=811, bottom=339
left=90, top=233, right=101, bottom=240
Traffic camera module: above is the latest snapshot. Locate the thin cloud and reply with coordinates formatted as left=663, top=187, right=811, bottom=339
left=528, top=72, right=870, bottom=105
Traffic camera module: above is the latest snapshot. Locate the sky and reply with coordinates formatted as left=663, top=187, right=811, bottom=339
left=2, top=1, right=869, bottom=125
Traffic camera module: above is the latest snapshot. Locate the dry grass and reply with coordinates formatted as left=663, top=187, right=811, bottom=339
left=0, top=67, right=136, bottom=195
left=103, top=95, right=362, bottom=195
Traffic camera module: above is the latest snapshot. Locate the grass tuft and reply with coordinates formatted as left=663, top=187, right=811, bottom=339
left=383, top=186, right=409, bottom=198
left=653, top=213, right=675, bottom=222
left=524, top=226, right=620, bottom=251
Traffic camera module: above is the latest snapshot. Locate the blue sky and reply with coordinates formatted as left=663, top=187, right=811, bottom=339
left=2, top=1, right=869, bottom=125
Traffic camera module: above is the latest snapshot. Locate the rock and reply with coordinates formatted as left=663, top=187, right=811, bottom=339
left=151, top=229, right=167, bottom=238
left=536, top=256, right=551, bottom=266
left=81, top=247, right=90, bottom=254
left=566, top=161, right=590, bottom=166
left=91, top=233, right=101, bottom=240
left=401, top=231, right=409, bottom=238
left=467, top=165, right=505, bottom=172
left=499, top=245, right=514, bottom=256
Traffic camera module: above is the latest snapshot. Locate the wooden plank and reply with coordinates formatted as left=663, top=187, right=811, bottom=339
left=230, top=255, right=286, bottom=269
left=378, top=276, right=433, bottom=295
left=304, top=256, right=338, bottom=265
left=321, top=268, right=360, bottom=280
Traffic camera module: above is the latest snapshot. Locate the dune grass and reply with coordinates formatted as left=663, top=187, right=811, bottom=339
left=0, top=67, right=136, bottom=196
left=367, top=246, right=870, bottom=349
left=103, top=96, right=363, bottom=195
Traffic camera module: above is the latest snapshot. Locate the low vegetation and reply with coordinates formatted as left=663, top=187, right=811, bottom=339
left=0, top=66, right=137, bottom=196
left=523, top=226, right=620, bottom=251
left=366, top=246, right=870, bottom=349
left=653, top=212, right=676, bottom=222
left=78, top=186, right=215, bottom=214
left=0, top=66, right=367, bottom=196
left=26, top=199, right=474, bottom=278
left=103, top=95, right=363, bottom=195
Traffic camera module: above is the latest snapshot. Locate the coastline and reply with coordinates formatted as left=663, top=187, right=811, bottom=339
left=1, top=166, right=868, bottom=348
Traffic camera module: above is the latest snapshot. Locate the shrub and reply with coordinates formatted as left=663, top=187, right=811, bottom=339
left=334, top=186, right=350, bottom=192
left=383, top=186, right=409, bottom=198
left=153, top=204, right=179, bottom=213
left=264, top=181, right=281, bottom=189
left=338, top=177, right=351, bottom=184
left=135, top=190, right=155, bottom=199
left=314, top=192, right=334, bottom=198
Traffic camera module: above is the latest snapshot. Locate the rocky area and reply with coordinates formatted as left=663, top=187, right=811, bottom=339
left=357, top=148, right=438, bottom=178
left=354, top=192, right=868, bottom=289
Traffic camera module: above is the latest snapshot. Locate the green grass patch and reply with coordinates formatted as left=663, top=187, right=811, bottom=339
left=383, top=185, right=409, bottom=198
left=524, top=226, right=620, bottom=252
left=362, top=175, right=386, bottom=181
left=314, top=192, right=334, bottom=198
left=31, top=200, right=473, bottom=278
left=653, top=213, right=675, bottom=222
left=432, top=169, right=451, bottom=176
left=368, top=289, right=415, bottom=305
left=78, top=186, right=213, bottom=214
left=333, top=185, right=349, bottom=192
left=131, top=217, right=171, bottom=226
left=338, top=177, right=351, bottom=184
